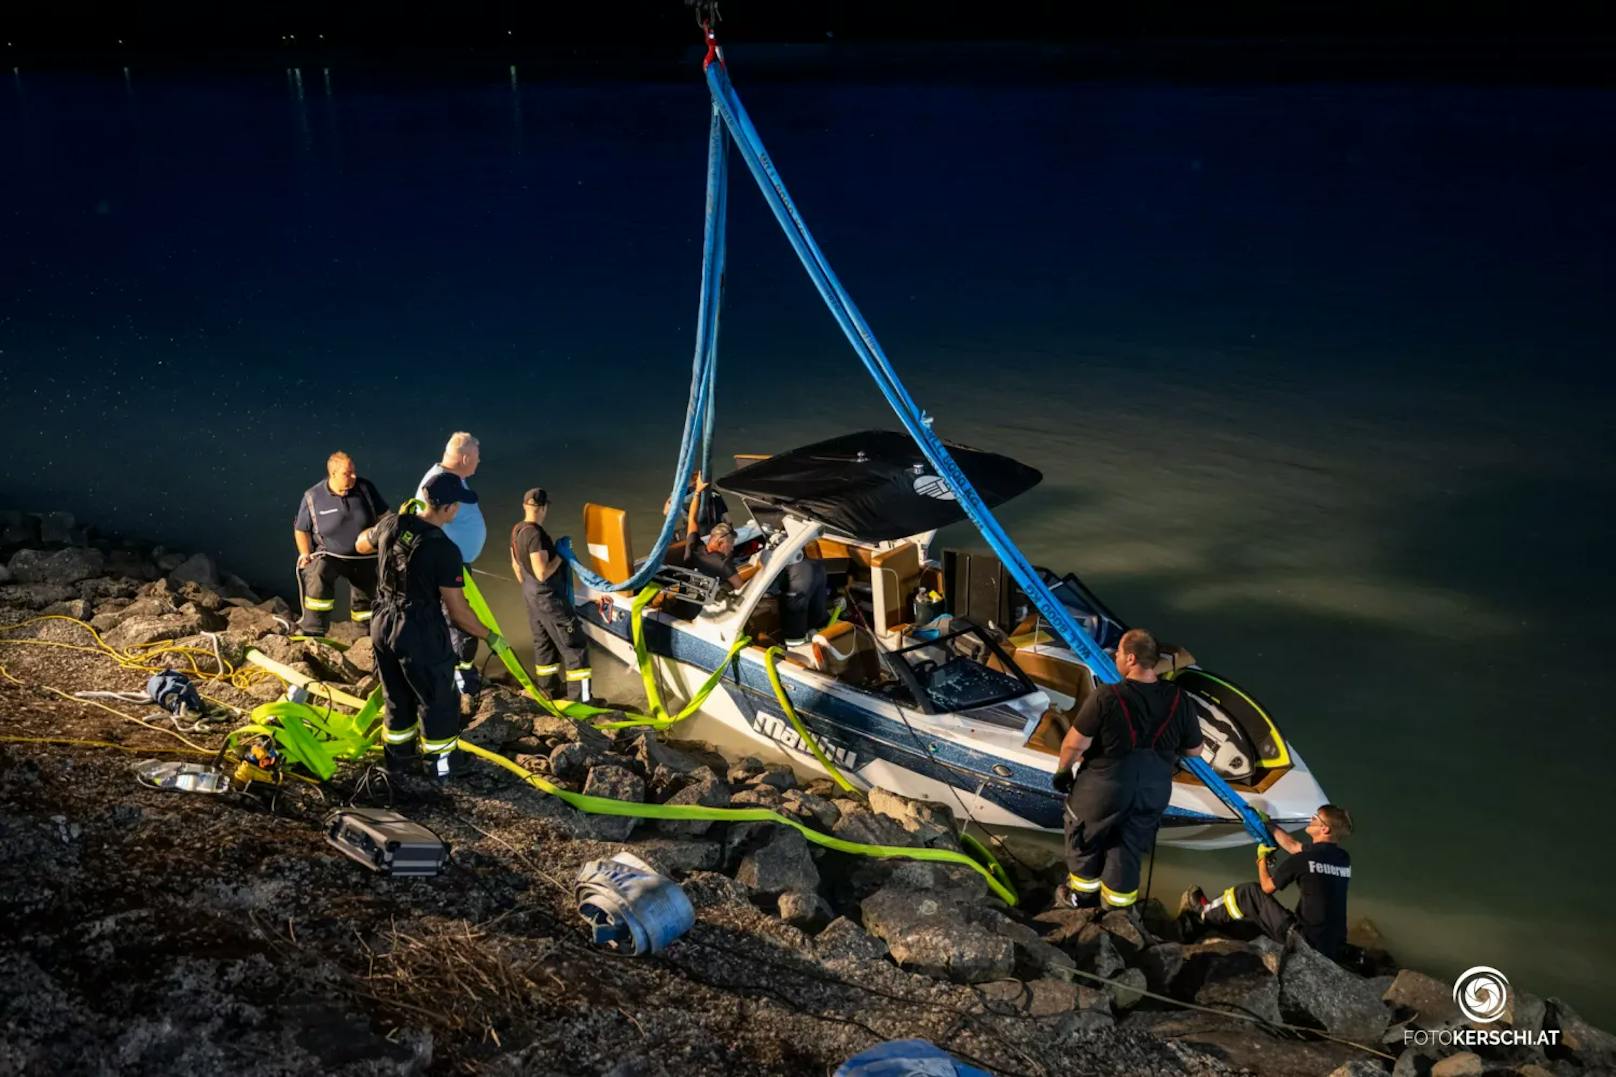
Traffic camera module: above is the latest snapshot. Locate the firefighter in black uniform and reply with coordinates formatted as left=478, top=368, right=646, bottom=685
left=292, top=451, right=386, bottom=635
left=1054, top=628, right=1205, bottom=911
left=1180, top=804, right=1354, bottom=959
left=354, top=473, right=499, bottom=781
left=509, top=488, right=592, bottom=702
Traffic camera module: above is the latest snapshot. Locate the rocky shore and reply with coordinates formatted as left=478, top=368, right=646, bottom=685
left=2, top=508, right=1612, bottom=1076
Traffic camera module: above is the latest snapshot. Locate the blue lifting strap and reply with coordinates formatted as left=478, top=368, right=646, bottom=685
left=703, top=60, right=1271, bottom=845
left=559, top=102, right=730, bottom=592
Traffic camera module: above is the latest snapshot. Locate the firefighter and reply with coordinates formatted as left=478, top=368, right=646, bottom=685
left=417, top=431, right=486, bottom=694
left=508, top=488, right=592, bottom=702
left=1053, top=628, right=1205, bottom=911
left=292, top=451, right=386, bottom=635
left=355, top=472, right=499, bottom=782
left=1179, top=805, right=1354, bottom=959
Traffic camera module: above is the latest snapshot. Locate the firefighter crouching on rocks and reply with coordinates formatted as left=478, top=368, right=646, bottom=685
left=1053, top=628, right=1205, bottom=911
left=292, top=451, right=386, bottom=634
left=1179, top=805, right=1355, bottom=959
left=354, top=473, right=500, bottom=782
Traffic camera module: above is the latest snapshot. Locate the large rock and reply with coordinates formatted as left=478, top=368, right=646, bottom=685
left=859, top=884, right=1015, bottom=984
left=7, top=547, right=104, bottom=584
left=1136, top=942, right=1185, bottom=995
left=885, top=919, right=1016, bottom=984
left=460, top=695, right=531, bottom=750
left=976, top=977, right=1079, bottom=1019
left=1032, top=906, right=1102, bottom=947
left=1107, top=967, right=1148, bottom=1010
left=531, top=712, right=610, bottom=752
left=655, top=766, right=729, bottom=837
left=168, top=552, right=220, bottom=588
left=867, top=787, right=955, bottom=844
left=778, top=788, right=840, bottom=831
left=748, top=763, right=797, bottom=791
left=103, top=549, right=159, bottom=580
left=1279, top=938, right=1390, bottom=1043
left=577, top=765, right=644, bottom=841
left=37, top=512, right=75, bottom=544
left=550, top=742, right=611, bottom=782
left=344, top=636, right=376, bottom=674
left=302, top=641, right=361, bottom=684
left=221, top=604, right=281, bottom=638
left=777, top=890, right=834, bottom=932
left=736, top=829, right=819, bottom=897
left=730, top=785, right=784, bottom=811
left=831, top=801, right=917, bottom=847
left=1097, top=908, right=1148, bottom=958
left=1547, top=998, right=1616, bottom=1069
left=103, top=610, right=205, bottom=651
left=630, top=734, right=704, bottom=792
left=0, top=563, right=10, bottom=584
left=1427, top=1054, right=1482, bottom=1077
left=1383, top=969, right=1462, bottom=1027
left=1176, top=939, right=1282, bottom=1025
left=1, top=582, right=75, bottom=609
left=814, top=917, right=889, bottom=964
left=726, top=756, right=766, bottom=784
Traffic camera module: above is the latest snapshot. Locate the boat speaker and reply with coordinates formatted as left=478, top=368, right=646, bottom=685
left=942, top=549, right=1012, bottom=630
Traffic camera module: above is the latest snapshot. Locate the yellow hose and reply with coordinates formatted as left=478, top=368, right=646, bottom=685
left=763, top=646, right=856, bottom=794
left=456, top=740, right=1017, bottom=905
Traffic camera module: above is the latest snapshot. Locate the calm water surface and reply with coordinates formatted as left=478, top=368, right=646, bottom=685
left=3, top=60, right=1613, bottom=1018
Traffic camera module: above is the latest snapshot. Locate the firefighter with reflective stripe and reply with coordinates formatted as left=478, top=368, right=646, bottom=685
left=355, top=473, right=500, bottom=782
left=1053, top=628, right=1205, bottom=911
left=509, top=487, right=592, bottom=702
left=293, top=451, right=386, bottom=634
left=1180, top=804, right=1354, bottom=959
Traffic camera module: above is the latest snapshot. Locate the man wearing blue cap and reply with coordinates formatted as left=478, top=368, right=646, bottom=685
left=356, top=471, right=500, bottom=782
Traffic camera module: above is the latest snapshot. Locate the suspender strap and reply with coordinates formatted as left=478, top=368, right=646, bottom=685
left=1106, top=683, right=1184, bottom=751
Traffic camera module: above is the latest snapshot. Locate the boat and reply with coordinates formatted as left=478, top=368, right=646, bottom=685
left=572, top=429, right=1328, bottom=849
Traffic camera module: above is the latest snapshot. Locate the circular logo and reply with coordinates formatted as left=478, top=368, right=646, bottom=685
left=913, top=474, right=955, bottom=501
left=1453, top=966, right=1509, bottom=1023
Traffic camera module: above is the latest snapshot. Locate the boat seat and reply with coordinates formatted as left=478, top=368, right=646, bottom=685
left=870, top=542, right=922, bottom=638
left=583, top=503, right=634, bottom=589
left=1024, top=707, right=1071, bottom=756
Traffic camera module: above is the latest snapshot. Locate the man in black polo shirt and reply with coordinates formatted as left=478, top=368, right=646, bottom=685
left=292, top=451, right=386, bottom=635
left=354, top=473, right=499, bottom=782
left=509, top=487, right=592, bottom=702
left=1053, top=628, right=1205, bottom=911
left=1181, top=804, right=1355, bottom=959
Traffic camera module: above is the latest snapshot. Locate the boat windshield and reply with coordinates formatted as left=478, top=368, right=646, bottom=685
left=889, top=623, right=1033, bottom=713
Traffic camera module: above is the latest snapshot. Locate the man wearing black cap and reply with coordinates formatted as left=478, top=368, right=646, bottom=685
left=355, top=472, right=500, bottom=782
left=509, top=487, right=592, bottom=702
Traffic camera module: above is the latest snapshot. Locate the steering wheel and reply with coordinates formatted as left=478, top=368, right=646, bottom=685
left=911, top=659, right=938, bottom=679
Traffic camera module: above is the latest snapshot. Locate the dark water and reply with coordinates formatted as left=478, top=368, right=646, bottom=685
left=4, top=61, right=1614, bottom=1019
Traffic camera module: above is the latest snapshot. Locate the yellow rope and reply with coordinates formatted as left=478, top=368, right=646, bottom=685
left=0, top=659, right=216, bottom=754
left=0, top=613, right=275, bottom=692
left=0, top=734, right=214, bottom=758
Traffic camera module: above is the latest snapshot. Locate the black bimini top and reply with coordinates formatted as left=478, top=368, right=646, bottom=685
left=715, top=430, right=1042, bottom=542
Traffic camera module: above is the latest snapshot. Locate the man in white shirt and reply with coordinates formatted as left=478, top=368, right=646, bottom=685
left=418, top=432, right=487, bottom=694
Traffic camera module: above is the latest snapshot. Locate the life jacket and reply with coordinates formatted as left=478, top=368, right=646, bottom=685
left=1106, top=683, right=1183, bottom=752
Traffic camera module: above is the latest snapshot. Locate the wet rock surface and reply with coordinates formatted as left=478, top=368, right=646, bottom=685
left=0, top=517, right=1609, bottom=1075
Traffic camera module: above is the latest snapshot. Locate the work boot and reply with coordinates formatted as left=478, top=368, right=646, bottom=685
left=423, top=752, right=455, bottom=784
left=453, top=664, right=482, bottom=697
left=383, top=744, right=421, bottom=773
left=1176, top=886, right=1208, bottom=943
